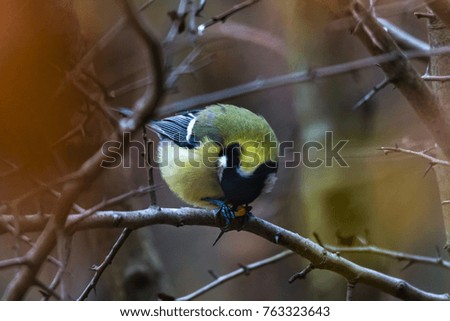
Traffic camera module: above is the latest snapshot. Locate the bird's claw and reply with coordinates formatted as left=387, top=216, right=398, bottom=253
left=203, top=198, right=253, bottom=245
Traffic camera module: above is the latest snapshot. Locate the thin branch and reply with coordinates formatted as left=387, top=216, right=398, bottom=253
left=0, top=157, right=84, bottom=214
left=165, top=46, right=204, bottom=89
left=121, top=0, right=165, bottom=131
left=157, top=45, right=450, bottom=116
left=323, top=244, right=450, bottom=271
left=108, top=76, right=153, bottom=98
left=77, top=228, right=133, bottom=301
left=0, top=257, right=28, bottom=270
left=325, top=0, right=450, bottom=162
left=50, top=113, right=89, bottom=148
left=288, top=263, right=315, bottom=283
left=142, top=128, right=157, bottom=205
left=377, top=17, right=430, bottom=52
left=197, top=0, right=261, bottom=34
left=422, top=75, right=450, bottom=81
left=346, top=281, right=356, bottom=301
left=379, top=145, right=450, bottom=167
left=164, top=0, right=189, bottom=43
left=52, top=0, right=156, bottom=101
left=352, top=77, right=391, bottom=110
left=176, top=250, right=293, bottom=300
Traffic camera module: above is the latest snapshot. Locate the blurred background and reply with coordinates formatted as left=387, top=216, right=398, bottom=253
left=0, top=0, right=449, bottom=300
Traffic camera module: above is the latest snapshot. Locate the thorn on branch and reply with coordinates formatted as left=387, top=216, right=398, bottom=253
left=352, top=77, right=391, bottom=110
left=208, top=269, right=218, bottom=280
left=197, top=0, right=262, bottom=34
left=312, top=232, right=325, bottom=248
left=400, top=260, right=415, bottom=272
left=238, top=263, right=250, bottom=275
left=423, top=163, right=435, bottom=177
left=274, top=233, right=280, bottom=244
left=288, top=263, right=314, bottom=284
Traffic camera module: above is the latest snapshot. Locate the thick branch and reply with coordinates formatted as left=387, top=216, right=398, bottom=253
left=2, top=208, right=447, bottom=300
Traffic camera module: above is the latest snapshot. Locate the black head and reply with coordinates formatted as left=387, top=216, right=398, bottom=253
left=218, top=143, right=277, bottom=208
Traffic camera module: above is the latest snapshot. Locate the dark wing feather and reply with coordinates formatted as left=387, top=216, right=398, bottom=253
left=149, top=110, right=200, bottom=148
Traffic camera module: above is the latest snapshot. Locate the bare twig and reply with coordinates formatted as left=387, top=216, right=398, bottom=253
left=77, top=228, right=133, bottom=301
left=347, top=1, right=450, bottom=161
left=426, top=9, right=450, bottom=254
left=142, top=128, right=158, bottom=205
left=1, top=0, right=165, bottom=300
left=422, top=75, right=450, bottom=81
left=177, top=250, right=293, bottom=300
left=0, top=157, right=84, bottom=214
left=52, top=0, right=156, bottom=101
left=42, top=267, right=65, bottom=301
left=164, top=0, right=189, bottom=43
left=197, top=0, right=261, bottom=34
left=379, top=146, right=450, bottom=167
left=415, top=11, right=436, bottom=19
left=2, top=222, right=62, bottom=270
left=377, top=17, right=429, bottom=52
left=66, top=185, right=160, bottom=230
left=157, top=45, right=450, bottom=116
left=108, top=76, right=153, bottom=98
left=288, top=263, right=315, bottom=283
left=121, top=0, right=165, bottom=131
left=0, top=257, right=28, bottom=270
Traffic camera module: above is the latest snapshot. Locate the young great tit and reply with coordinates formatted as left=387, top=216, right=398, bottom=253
left=150, top=104, right=278, bottom=244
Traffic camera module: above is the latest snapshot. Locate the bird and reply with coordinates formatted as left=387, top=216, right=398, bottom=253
left=149, top=104, right=279, bottom=244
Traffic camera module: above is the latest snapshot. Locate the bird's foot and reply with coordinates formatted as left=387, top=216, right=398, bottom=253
left=203, top=198, right=253, bottom=245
